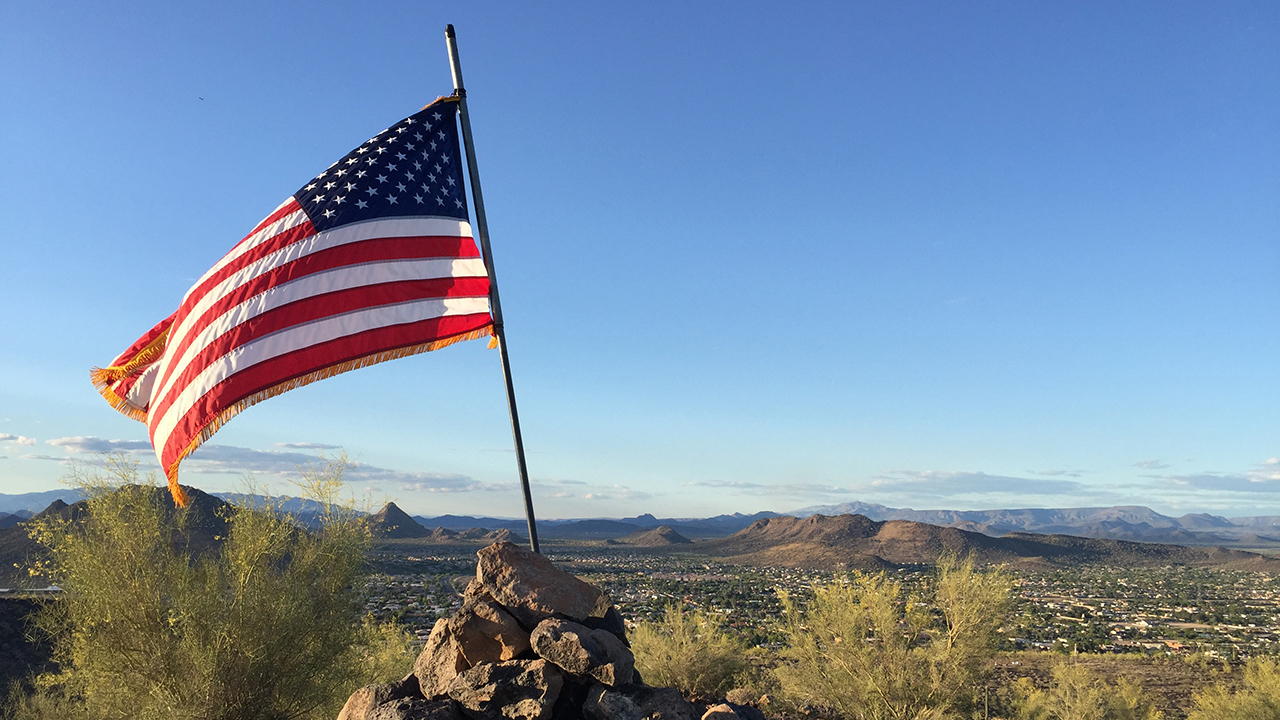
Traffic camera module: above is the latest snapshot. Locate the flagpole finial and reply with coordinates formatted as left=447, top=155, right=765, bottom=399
left=445, top=24, right=455, bottom=39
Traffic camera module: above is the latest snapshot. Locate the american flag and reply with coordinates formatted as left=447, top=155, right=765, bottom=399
left=92, top=97, right=493, bottom=505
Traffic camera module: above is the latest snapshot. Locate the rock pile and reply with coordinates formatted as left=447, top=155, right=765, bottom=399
left=338, top=541, right=761, bottom=720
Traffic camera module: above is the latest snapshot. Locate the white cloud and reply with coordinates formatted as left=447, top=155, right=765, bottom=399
left=868, top=470, right=1080, bottom=495
left=1135, top=459, right=1170, bottom=470
left=0, top=434, right=37, bottom=446
left=47, top=436, right=151, bottom=454
left=274, top=442, right=341, bottom=450
left=22, top=454, right=70, bottom=462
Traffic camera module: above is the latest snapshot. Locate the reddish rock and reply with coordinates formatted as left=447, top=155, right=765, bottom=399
left=474, top=542, right=611, bottom=628
left=339, top=674, right=422, bottom=720
left=414, top=619, right=471, bottom=698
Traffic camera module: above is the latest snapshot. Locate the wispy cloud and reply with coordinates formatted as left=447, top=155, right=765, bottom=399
left=1029, top=469, right=1085, bottom=478
left=684, top=480, right=853, bottom=498
left=47, top=436, right=151, bottom=454
left=0, top=434, right=37, bottom=446
left=274, top=442, right=341, bottom=450
left=22, top=454, right=70, bottom=463
left=867, top=470, right=1080, bottom=495
left=1135, top=459, right=1170, bottom=470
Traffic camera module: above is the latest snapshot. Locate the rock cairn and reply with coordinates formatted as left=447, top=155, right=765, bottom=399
left=338, top=541, right=761, bottom=720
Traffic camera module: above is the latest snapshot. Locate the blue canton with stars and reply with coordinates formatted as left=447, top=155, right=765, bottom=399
left=293, top=99, right=469, bottom=232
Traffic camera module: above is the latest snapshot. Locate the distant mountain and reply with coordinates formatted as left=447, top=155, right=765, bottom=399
left=611, top=525, right=693, bottom=547
left=791, top=502, right=1280, bottom=547
left=0, top=489, right=85, bottom=515
left=367, top=502, right=429, bottom=538
left=698, top=514, right=1280, bottom=571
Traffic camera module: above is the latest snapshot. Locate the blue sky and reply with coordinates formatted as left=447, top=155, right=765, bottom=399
left=1, top=1, right=1276, bottom=519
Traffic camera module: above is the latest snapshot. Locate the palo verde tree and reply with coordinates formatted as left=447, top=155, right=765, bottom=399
left=10, top=455, right=389, bottom=720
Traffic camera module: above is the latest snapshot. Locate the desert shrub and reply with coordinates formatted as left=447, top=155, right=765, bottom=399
left=353, top=615, right=420, bottom=685
left=630, top=604, right=750, bottom=700
left=1007, top=661, right=1163, bottom=720
left=1186, top=656, right=1280, bottom=720
left=773, top=553, right=1011, bottom=720
left=7, top=456, right=376, bottom=720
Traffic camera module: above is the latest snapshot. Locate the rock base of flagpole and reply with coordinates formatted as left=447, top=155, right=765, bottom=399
left=337, top=541, right=765, bottom=720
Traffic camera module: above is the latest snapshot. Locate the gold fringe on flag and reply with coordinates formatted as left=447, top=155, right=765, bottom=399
left=162, top=323, right=495, bottom=506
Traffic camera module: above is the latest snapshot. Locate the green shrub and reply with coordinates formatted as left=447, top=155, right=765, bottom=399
left=630, top=604, right=750, bottom=701
left=8, top=456, right=377, bottom=720
left=773, top=553, right=1011, bottom=720
left=1007, top=661, right=1163, bottom=720
left=1186, top=657, right=1280, bottom=720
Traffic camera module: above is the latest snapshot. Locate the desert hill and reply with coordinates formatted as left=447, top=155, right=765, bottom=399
left=367, top=502, right=429, bottom=538
left=0, top=486, right=229, bottom=587
left=610, top=525, right=693, bottom=547
left=698, top=514, right=1280, bottom=570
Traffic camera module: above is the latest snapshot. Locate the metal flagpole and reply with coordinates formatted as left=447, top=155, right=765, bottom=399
left=445, top=24, right=541, bottom=554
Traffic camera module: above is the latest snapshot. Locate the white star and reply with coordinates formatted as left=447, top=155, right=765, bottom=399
left=376, top=174, right=388, bottom=183
left=421, top=183, right=430, bottom=192
left=396, top=126, right=406, bottom=133
left=316, top=170, right=326, bottom=178
left=386, top=135, right=399, bottom=144
left=376, top=146, right=387, bottom=154
left=428, top=174, right=437, bottom=183
left=357, top=199, right=368, bottom=209
left=421, top=150, right=430, bottom=159
left=405, top=143, right=415, bottom=151
left=357, top=146, right=369, bottom=154
left=366, top=186, right=378, bottom=195
left=429, top=141, right=438, bottom=151
left=442, top=154, right=450, bottom=163
left=386, top=164, right=397, bottom=172
left=322, top=209, right=335, bottom=218
left=436, top=196, right=445, bottom=205
left=324, top=181, right=336, bottom=189
left=335, top=169, right=346, bottom=176
left=432, top=112, right=441, bottom=120
left=437, top=131, right=446, bottom=140
left=446, top=177, right=456, bottom=186
left=414, top=194, right=424, bottom=203
left=312, top=194, right=325, bottom=202
left=396, top=152, right=407, bottom=160
left=434, top=164, right=442, bottom=173
left=454, top=198, right=463, bottom=208
left=356, top=170, right=367, bottom=178
left=405, top=171, right=415, bottom=181
left=413, top=161, right=422, bottom=170
left=414, top=132, right=423, bottom=141
left=305, top=183, right=317, bottom=191
left=334, top=195, right=345, bottom=204
left=405, top=118, right=415, bottom=125
left=345, top=158, right=357, bottom=165
left=367, top=157, right=378, bottom=164
left=396, top=182, right=406, bottom=192
left=387, top=195, right=398, bottom=204
left=345, top=182, right=356, bottom=191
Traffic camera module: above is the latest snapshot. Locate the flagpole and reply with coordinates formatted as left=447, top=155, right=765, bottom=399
left=445, top=24, right=541, bottom=554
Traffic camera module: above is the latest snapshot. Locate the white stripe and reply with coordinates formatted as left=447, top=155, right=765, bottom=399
left=160, top=215, right=475, bottom=400
left=183, top=205, right=309, bottom=303
left=154, top=257, right=488, bottom=410
left=149, top=296, right=491, bottom=460
left=126, top=363, right=160, bottom=408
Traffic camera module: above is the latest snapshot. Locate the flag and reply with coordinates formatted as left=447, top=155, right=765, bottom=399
left=92, top=97, right=494, bottom=505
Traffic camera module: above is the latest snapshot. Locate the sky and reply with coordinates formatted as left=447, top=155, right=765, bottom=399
left=1, top=1, right=1276, bottom=519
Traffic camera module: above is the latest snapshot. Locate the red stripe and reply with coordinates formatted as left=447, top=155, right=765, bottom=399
left=231, top=199, right=305, bottom=253
left=146, top=276, right=490, bottom=426
left=158, top=312, right=493, bottom=466
left=161, top=235, right=483, bottom=385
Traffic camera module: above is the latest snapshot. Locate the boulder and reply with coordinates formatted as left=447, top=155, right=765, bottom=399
left=580, top=606, right=629, bottom=647
left=339, top=674, right=423, bottom=720
left=583, top=685, right=699, bottom=720
left=446, top=658, right=565, bottom=720
left=414, top=619, right=471, bottom=698
left=700, top=705, right=740, bottom=720
left=368, top=697, right=463, bottom=720
left=474, top=542, right=611, bottom=627
left=530, top=619, right=635, bottom=687
left=453, top=597, right=532, bottom=665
